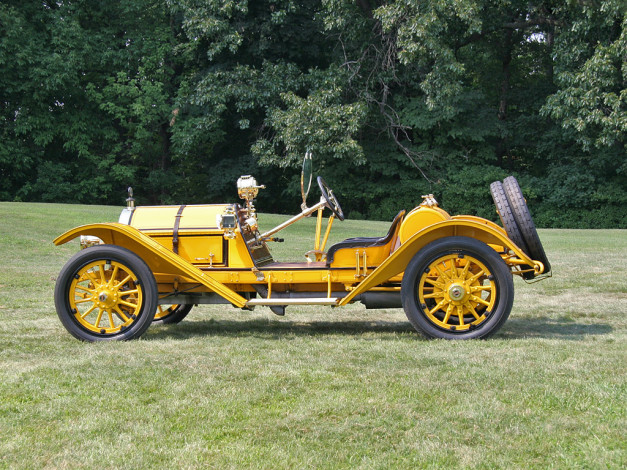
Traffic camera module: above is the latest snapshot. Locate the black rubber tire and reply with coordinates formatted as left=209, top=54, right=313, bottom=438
left=490, top=181, right=528, bottom=253
left=401, top=237, right=514, bottom=339
left=54, top=245, right=158, bottom=341
left=502, top=176, right=551, bottom=274
left=490, top=180, right=535, bottom=278
left=152, top=304, right=193, bottom=324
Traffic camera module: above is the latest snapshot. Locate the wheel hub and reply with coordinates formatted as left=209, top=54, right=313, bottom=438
left=447, top=283, right=467, bottom=302
left=97, top=289, right=118, bottom=309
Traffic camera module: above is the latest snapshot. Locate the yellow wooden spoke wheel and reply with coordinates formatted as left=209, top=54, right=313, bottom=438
left=55, top=246, right=157, bottom=341
left=69, top=260, right=143, bottom=334
left=419, top=254, right=495, bottom=331
left=401, top=237, right=514, bottom=339
left=153, top=304, right=193, bottom=324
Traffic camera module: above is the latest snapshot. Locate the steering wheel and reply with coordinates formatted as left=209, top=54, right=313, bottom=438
left=317, top=176, right=344, bottom=221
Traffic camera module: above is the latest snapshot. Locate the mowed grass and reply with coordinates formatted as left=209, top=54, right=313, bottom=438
left=0, top=201, right=625, bottom=469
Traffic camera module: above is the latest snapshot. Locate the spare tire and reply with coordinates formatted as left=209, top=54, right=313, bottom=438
left=490, top=181, right=528, bottom=253
left=502, top=176, right=551, bottom=274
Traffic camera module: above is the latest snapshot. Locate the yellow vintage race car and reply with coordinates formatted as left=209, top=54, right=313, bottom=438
left=53, top=155, right=551, bottom=341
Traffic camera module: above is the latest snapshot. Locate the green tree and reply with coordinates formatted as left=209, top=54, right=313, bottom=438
left=1, top=0, right=624, bottom=227
left=1, top=0, right=179, bottom=204
left=543, top=1, right=625, bottom=151
left=538, top=1, right=626, bottom=227
left=315, top=0, right=626, bottom=225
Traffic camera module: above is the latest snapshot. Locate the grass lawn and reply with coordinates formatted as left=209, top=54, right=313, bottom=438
left=0, top=201, right=625, bottom=469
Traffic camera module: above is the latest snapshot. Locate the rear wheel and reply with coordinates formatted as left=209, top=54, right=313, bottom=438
left=502, top=176, right=551, bottom=274
left=153, top=304, right=193, bottom=324
left=401, top=237, right=514, bottom=339
left=55, top=245, right=158, bottom=341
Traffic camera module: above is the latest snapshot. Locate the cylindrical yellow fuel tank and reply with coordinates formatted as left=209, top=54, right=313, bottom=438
left=127, top=204, right=230, bottom=232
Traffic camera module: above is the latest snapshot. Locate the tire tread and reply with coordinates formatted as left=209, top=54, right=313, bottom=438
left=490, top=181, right=528, bottom=252
left=502, top=176, right=551, bottom=273
left=54, top=245, right=158, bottom=341
left=401, top=237, right=514, bottom=340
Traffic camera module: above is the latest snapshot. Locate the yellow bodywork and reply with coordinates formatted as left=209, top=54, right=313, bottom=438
left=54, top=223, right=248, bottom=308
left=126, top=204, right=247, bottom=267
left=338, top=216, right=539, bottom=306
left=54, top=203, right=543, bottom=307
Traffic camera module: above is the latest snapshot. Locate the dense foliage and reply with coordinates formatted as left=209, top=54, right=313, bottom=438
left=1, top=0, right=625, bottom=227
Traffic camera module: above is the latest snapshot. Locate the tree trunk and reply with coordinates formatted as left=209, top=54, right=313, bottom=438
left=497, top=29, right=513, bottom=171
left=158, top=122, right=171, bottom=204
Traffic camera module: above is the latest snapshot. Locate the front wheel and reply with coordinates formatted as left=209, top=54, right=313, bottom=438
left=401, top=237, right=514, bottom=339
left=54, top=245, right=158, bottom=341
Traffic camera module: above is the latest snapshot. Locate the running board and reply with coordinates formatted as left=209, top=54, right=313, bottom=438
left=246, top=298, right=340, bottom=307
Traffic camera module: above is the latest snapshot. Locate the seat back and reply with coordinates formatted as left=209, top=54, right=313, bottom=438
left=325, top=210, right=406, bottom=264
left=388, top=210, right=406, bottom=254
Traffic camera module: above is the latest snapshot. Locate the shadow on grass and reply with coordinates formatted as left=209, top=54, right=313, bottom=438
left=500, top=317, right=613, bottom=340
left=146, top=315, right=613, bottom=341
left=147, top=317, right=416, bottom=341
